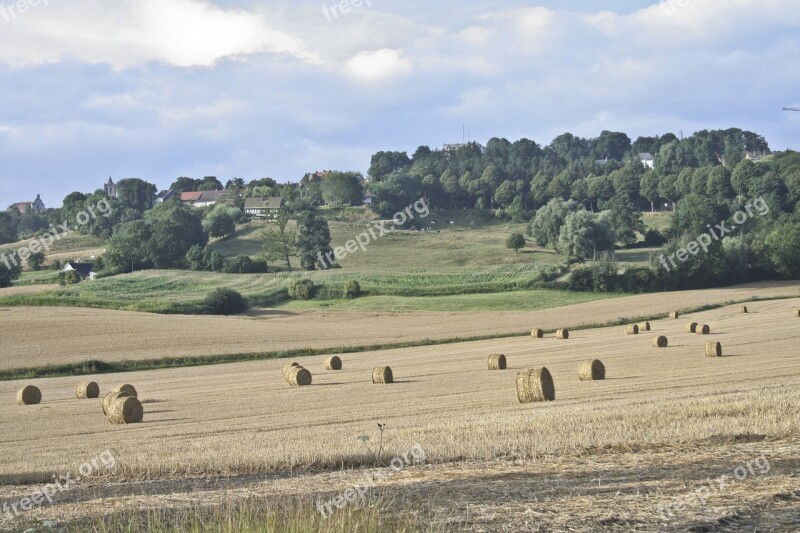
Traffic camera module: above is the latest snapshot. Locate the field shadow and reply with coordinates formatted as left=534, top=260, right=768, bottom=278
left=140, top=399, right=166, bottom=404
left=246, top=309, right=300, bottom=318
left=150, top=417, right=192, bottom=424
left=145, top=409, right=175, bottom=415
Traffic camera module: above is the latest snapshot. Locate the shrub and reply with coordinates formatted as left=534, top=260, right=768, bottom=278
left=643, top=229, right=668, bottom=247
left=223, top=255, right=268, bottom=274
left=288, top=279, right=316, bottom=300
left=205, top=288, right=248, bottom=315
left=59, top=270, right=82, bottom=286
left=51, top=259, right=61, bottom=270
left=27, top=252, right=45, bottom=271
left=568, top=268, right=593, bottom=292
left=344, top=280, right=361, bottom=299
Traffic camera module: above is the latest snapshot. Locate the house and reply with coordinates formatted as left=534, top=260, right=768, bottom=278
left=9, top=194, right=46, bottom=213
left=639, top=153, right=655, bottom=169
left=178, top=192, right=203, bottom=206
left=363, top=193, right=375, bottom=206
left=104, top=177, right=118, bottom=198
left=595, top=158, right=610, bottom=166
left=62, top=262, right=96, bottom=281
left=244, top=197, right=284, bottom=219
left=194, top=190, right=228, bottom=208
left=443, top=142, right=484, bottom=153
left=745, top=151, right=766, bottom=162
left=155, top=190, right=177, bottom=203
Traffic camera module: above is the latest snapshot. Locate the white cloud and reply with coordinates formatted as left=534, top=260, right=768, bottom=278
left=344, top=49, right=413, bottom=83
left=0, top=0, right=319, bottom=68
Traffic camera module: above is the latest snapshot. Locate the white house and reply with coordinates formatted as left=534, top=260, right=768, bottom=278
left=639, top=153, right=655, bottom=169
left=62, top=262, right=96, bottom=281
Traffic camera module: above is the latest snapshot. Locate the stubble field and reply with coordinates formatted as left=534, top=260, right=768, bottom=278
left=1, top=295, right=799, bottom=531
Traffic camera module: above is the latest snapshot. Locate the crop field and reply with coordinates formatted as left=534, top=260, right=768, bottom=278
left=0, top=264, right=560, bottom=314
left=0, top=281, right=796, bottom=372
left=0, top=297, right=799, bottom=531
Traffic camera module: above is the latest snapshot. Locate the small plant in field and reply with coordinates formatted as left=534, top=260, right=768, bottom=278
left=357, top=423, right=395, bottom=467
left=59, top=270, right=81, bottom=286
left=205, top=288, right=248, bottom=315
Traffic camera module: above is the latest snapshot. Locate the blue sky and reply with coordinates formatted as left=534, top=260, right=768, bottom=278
left=0, top=0, right=798, bottom=207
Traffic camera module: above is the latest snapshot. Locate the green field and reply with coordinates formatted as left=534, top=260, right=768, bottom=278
left=0, top=264, right=561, bottom=313
left=278, top=289, right=616, bottom=312
left=211, top=209, right=564, bottom=270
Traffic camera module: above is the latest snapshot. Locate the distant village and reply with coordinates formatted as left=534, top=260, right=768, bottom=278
left=7, top=171, right=376, bottom=220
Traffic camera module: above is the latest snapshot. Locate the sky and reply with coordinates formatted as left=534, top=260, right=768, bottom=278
left=0, top=0, right=798, bottom=207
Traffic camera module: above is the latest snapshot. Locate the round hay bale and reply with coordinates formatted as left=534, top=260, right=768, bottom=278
left=372, top=366, right=393, bottom=384
left=282, top=362, right=300, bottom=381
left=556, top=329, right=569, bottom=340
left=626, top=324, right=639, bottom=335
left=696, top=324, right=711, bottom=335
left=639, top=322, right=651, bottom=332
left=705, top=341, right=723, bottom=358
left=488, top=354, right=507, bottom=371
left=108, top=396, right=143, bottom=424
left=531, top=328, right=544, bottom=339
left=651, top=336, right=669, bottom=348
left=516, top=368, right=555, bottom=403
left=578, top=360, right=605, bottom=381
left=686, top=322, right=698, bottom=333
left=76, top=382, right=100, bottom=400
left=286, top=367, right=312, bottom=387
left=16, top=385, right=41, bottom=406
left=795, top=309, right=800, bottom=318
left=102, top=391, right=132, bottom=415
left=324, top=356, right=343, bottom=371
left=670, top=311, right=680, bottom=320
left=110, top=384, right=137, bottom=397
left=739, top=305, right=748, bottom=314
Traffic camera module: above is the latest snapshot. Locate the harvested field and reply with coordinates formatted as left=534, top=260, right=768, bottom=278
left=0, top=281, right=797, bottom=371
left=0, top=298, right=798, bottom=531
left=0, top=297, right=799, bottom=530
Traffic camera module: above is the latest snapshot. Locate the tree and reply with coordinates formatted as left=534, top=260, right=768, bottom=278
left=594, top=130, right=631, bottom=161
left=528, top=199, right=580, bottom=249
left=556, top=210, right=616, bottom=259
left=296, top=211, right=332, bottom=270
left=0, top=259, right=21, bottom=288
left=671, top=194, right=723, bottom=236
left=185, top=245, right=225, bottom=272
left=205, top=211, right=236, bottom=239
left=116, top=178, right=157, bottom=212
left=605, top=196, right=644, bottom=247
left=144, top=203, right=207, bottom=269
left=368, top=151, right=411, bottom=181
left=27, top=252, right=45, bottom=271
left=170, top=177, right=199, bottom=192
left=506, top=233, right=526, bottom=254
left=262, top=210, right=296, bottom=271
left=765, top=223, right=800, bottom=278
left=199, top=176, right=223, bottom=191
left=104, top=220, right=154, bottom=273
left=639, top=171, right=660, bottom=212
left=0, top=212, right=17, bottom=244
left=321, top=172, right=364, bottom=205
left=494, top=180, right=517, bottom=208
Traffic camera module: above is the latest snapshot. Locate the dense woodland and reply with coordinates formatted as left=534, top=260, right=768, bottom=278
left=1, top=128, right=799, bottom=293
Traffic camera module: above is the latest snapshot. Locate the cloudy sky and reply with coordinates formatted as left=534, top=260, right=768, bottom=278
left=0, top=0, right=798, bottom=206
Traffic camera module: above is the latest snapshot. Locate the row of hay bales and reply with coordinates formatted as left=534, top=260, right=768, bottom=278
left=16, top=382, right=143, bottom=425
left=530, top=328, right=569, bottom=340
left=282, top=357, right=395, bottom=386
